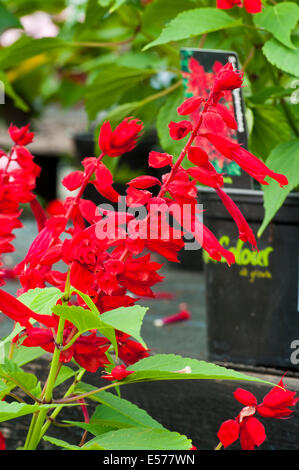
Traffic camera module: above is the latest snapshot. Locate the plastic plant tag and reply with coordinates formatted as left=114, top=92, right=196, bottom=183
left=180, top=48, right=251, bottom=189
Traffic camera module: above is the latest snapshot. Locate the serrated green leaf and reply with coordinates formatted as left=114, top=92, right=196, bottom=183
left=143, top=8, right=242, bottom=50
left=100, top=305, right=148, bottom=348
left=82, top=427, right=192, bottom=450
left=0, top=401, right=40, bottom=422
left=71, top=388, right=165, bottom=433
left=125, top=354, right=276, bottom=386
left=263, top=37, right=299, bottom=77
left=254, top=3, right=299, bottom=50
left=0, top=359, right=38, bottom=395
left=42, top=435, right=81, bottom=450
left=52, top=304, right=117, bottom=353
left=258, top=139, right=299, bottom=237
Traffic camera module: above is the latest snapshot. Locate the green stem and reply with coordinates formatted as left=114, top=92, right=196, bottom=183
left=39, top=369, right=86, bottom=440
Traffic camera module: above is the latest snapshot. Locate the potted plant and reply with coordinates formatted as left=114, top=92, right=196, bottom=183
left=0, top=62, right=297, bottom=452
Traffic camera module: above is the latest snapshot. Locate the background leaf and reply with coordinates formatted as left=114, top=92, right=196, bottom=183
left=82, top=427, right=192, bottom=450
left=143, top=8, right=242, bottom=50
left=263, top=37, right=299, bottom=77
left=258, top=139, right=299, bottom=236
left=254, top=3, right=299, bottom=49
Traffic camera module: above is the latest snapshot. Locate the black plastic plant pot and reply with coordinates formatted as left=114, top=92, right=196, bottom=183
left=200, top=186, right=299, bottom=371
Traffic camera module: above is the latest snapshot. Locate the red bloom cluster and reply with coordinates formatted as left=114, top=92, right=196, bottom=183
left=217, top=378, right=299, bottom=450
left=217, top=0, right=262, bottom=14
left=0, top=124, right=40, bottom=286
left=0, top=61, right=288, bottom=379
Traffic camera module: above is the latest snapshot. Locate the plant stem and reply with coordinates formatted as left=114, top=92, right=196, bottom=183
left=24, top=271, right=71, bottom=450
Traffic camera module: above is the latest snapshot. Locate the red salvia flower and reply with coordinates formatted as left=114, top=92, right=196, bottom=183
left=217, top=378, right=299, bottom=450
left=98, top=118, right=143, bottom=157
left=204, top=133, right=288, bottom=187
left=103, top=364, right=134, bottom=381
left=8, top=124, right=34, bottom=146
left=168, top=120, right=193, bottom=140
left=211, top=62, right=244, bottom=97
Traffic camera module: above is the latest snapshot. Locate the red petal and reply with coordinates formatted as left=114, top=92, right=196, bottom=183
left=128, top=175, right=161, bottom=189
left=234, top=388, right=257, bottom=407
left=241, top=417, right=266, bottom=449
left=62, top=171, right=85, bottom=191
left=203, top=111, right=224, bottom=134
left=217, top=419, right=240, bottom=448
left=148, top=151, right=173, bottom=168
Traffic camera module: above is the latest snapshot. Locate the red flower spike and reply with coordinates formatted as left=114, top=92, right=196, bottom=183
left=8, top=124, right=34, bottom=146
left=168, top=121, right=193, bottom=140
left=99, top=118, right=143, bottom=157
left=177, top=96, right=204, bottom=116
left=148, top=151, right=173, bottom=168
left=103, top=364, right=134, bottom=381
left=0, top=431, right=6, bottom=450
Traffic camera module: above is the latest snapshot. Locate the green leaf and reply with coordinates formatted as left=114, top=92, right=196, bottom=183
left=0, top=36, right=65, bottom=70
left=142, top=0, right=197, bottom=36
left=124, top=354, right=276, bottom=386
left=42, top=435, right=80, bottom=450
left=71, top=388, right=165, bottom=432
left=254, top=3, right=299, bottom=49
left=82, top=427, right=192, bottom=450
left=263, top=37, right=299, bottom=77
left=258, top=139, right=299, bottom=237
left=18, top=287, right=63, bottom=315
left=85, top=65, right=155, bottom=120
left=249, top=104, right=291, bottom=160
left=0, top=1, right=21, bottom=34
left=0, top=71, right=29, bottom=111
left=0, top=359, right=39, bottom=395
left=0, top=401, right=40, bottom=422
left=100, top=305, right=148, bottom=347
left=54, top=365, right=79, bottom=389
left=52, top=304, right=117, bottom=353
left=143, top=8, right=242, bottom=50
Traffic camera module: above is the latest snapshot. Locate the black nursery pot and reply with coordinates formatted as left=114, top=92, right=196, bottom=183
left=200, top=187, right=299, bottom=371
